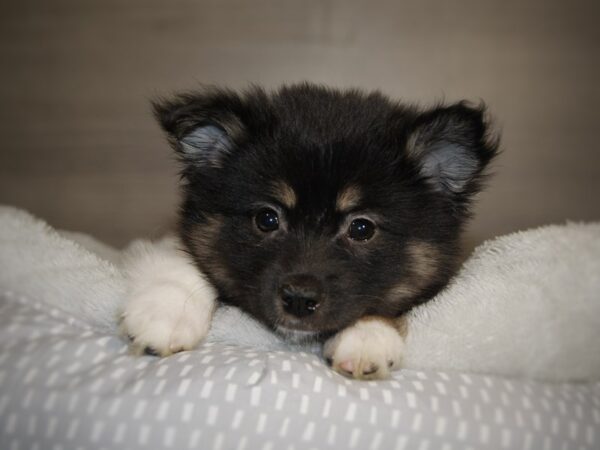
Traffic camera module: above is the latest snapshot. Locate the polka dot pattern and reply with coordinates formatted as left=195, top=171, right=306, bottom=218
left=1, top=291, right=599, bottom=449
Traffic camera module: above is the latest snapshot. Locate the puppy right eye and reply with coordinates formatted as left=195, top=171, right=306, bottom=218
left=255, top=208, right=280, bottom=232
left=347, top=218, right=376, bottom=241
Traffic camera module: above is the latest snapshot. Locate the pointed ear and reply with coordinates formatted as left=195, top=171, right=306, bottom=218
left=152, top=89, right=245, bottom=168
left=407, top=102, right=498, bottom=196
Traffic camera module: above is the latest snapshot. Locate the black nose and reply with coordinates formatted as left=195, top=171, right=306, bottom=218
left=279, top=274, right=322, bottom=318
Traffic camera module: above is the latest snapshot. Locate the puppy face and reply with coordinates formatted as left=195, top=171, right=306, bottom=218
left=154, top=84, right=497, bottom=342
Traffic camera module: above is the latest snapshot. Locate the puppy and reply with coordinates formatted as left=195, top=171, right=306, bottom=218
left=120, top=84, right=497, bottom=379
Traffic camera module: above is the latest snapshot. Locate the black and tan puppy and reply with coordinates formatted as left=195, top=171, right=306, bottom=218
left=121, top=83, right=497, bottom=379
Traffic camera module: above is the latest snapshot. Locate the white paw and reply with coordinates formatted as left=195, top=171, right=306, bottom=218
left=323, top=317, right=405, bottom=380
left=120, top=280, right=215, bottom=356
left=119, top=237, right=217, bottom=357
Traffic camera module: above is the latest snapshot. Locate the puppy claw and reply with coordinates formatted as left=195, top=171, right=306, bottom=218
left=143, top=346, right=160, bottom=357
left=363, top=363, right=379, bottom=376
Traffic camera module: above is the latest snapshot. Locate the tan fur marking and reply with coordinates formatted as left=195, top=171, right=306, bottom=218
left=395, top=316, right=409, bottom=339
left=191, top=215, right=222, bottom=255
left=406, top=240, right=440, bottom=282
left=388, top=240, right=440, bottom=302
left=405, top=129, right=425, bottom=159
left=189, top=215, right=231, bottom=287
left=270, top=180, right=297, bottom=209
left=388, top=282, right=419, bottom=300
left=336, top=185, right=362, bottom=212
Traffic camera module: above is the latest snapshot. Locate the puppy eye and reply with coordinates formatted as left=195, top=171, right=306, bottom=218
left=255, top=208, right=280, bottom=232
left=347, top=218, right=376, bottom=241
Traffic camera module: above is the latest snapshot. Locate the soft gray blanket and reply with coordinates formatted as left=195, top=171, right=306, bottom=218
left=1, top=205, right=600, bottom=450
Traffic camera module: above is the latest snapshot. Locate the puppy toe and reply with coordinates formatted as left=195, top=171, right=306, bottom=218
left=338, top=360, right=355, bottom=375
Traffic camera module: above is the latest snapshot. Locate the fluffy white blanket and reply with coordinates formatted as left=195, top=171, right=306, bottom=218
left=1, top=205, right=598, bottom=381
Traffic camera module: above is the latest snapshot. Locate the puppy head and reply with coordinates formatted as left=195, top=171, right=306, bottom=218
left=154, top=84, right=498, bottom=342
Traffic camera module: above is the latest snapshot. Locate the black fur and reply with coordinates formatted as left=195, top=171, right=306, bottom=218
left=153, top=83, right=498, bottom=341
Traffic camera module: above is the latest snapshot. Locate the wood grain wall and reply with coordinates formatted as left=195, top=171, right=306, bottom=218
left=1, top=0, right=598, bottom=248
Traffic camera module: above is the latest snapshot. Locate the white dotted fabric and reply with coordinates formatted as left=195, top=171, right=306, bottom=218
left=1, top=291, right=599, bottom=450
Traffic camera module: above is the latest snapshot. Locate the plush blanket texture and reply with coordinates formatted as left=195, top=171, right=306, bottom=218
left=0, top=205, right=599, bottom=381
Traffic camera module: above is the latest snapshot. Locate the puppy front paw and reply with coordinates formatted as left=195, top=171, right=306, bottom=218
left=323, top=317, right=405, bottom=380
left=120, top=280, right=216, bottom=357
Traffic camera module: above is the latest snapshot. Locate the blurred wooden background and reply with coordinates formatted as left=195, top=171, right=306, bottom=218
left=1, top=0, right=598, bottom=249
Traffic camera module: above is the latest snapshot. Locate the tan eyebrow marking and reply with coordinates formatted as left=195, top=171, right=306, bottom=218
left=336, top=185, right=362, bottom=212
left=270, top=180, right=297, bottom=209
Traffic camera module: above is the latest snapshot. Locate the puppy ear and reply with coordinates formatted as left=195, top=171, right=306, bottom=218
left=177, top=123, right=233, bottom=167
left=152, top=89, right=245, bottom=168
left=407, top=102, right=498, bottom=196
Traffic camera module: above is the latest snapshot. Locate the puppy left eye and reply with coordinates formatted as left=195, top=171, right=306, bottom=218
left=347, top=218, right=376, bottom=241
left=255, top=208, right=280, bottom=232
